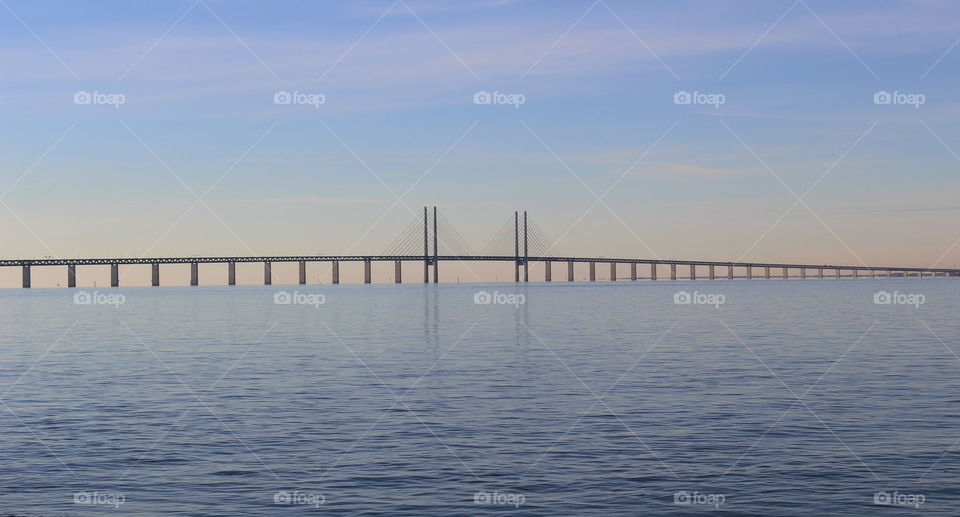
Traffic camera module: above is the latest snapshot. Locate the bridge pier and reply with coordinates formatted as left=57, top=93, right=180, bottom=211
left=589, top=262, right=596, bottom=281
left=727, top=265, right=733, bottom=280
left=151, top=263, right=159, bottom=286
left=264, top=262, right=272, bottom=285
left=332, top=261, right=339, bottom=284
left=670, top=264, right=676, bottom=280
left=68, top=265, right=76, bottom=288
left=631, top=263, right=637, bottom=281
left=568, top=261, right=574, bottom=282
left=835, top=268, right=841, bottom=279
left=191, top=262, right=199, bottom=286
left=818, top=268, right=824, bottom=279
left=870, top=269, right=876, bottom=279
left=22, top=265, right=30, bottom=288
left=709, top=265, right=715, bottom=280
left=610, top=263, right=616, bottom=282
left=853, top=269, right=858, bottom=279
left=364, top=259, right=371, bottom=284
left=800, top=268, right=806, bottom=279
left=746, top=266, right=752, bottom=279
left=228, top=262, right=236, bottom=285
left=299, top=261, right=306, bottom=285
left=689, top=265, right=696, bottom=280
left=395, top=260, right=402, bottom=283
left=111, top=264, right=119, bottom=287
left=782, top=267, right=788, bottom=279
left=887, top=269, right=893, bottom=278
left=545, top=260, right=551, bottom=282
left=764, top=266, right=770, bottom=279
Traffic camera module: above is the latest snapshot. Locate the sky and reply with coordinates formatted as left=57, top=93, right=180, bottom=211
left=3, top=0, right=960, bottom=286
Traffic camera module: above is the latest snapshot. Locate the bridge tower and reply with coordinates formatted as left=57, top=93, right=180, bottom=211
left=423, top=206, right=429, bottom=283
left=433, top=206, right=439, bottom=283
left=513, top=211, right=528, bottom=282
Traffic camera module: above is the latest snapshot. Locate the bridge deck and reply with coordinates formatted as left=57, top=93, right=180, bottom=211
left=2, top=255, right=956, bottom=273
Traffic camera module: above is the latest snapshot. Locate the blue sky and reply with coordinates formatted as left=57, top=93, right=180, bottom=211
left=3, top=0, right=960, bottom=284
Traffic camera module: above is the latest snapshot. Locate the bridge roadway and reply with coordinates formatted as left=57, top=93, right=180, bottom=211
left=4, top=254, right=959, bottom=288
left=1, top=255, right=957, bottom=273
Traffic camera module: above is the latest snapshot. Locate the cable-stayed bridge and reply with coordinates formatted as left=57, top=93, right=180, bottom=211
left=5, top=207, right=957, bottom=287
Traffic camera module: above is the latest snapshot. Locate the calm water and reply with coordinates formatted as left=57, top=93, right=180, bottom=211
left=1, top=279, right=959, bottom=515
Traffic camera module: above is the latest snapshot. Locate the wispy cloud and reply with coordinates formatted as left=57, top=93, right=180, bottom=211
left=658, top=162, right=745, bottom=177
left=236, top=196, right=384, bottom=205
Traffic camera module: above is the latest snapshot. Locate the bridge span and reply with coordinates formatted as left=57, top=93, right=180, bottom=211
left=6, top=208, right=957, bottom=287
left=5, top=255, right=958, bottom=288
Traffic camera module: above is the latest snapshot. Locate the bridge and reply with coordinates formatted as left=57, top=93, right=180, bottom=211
left=7, top=207, right=958, bottom=287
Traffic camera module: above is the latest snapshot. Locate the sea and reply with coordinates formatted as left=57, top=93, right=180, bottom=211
left=1, top=279, right=958, bottom=515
